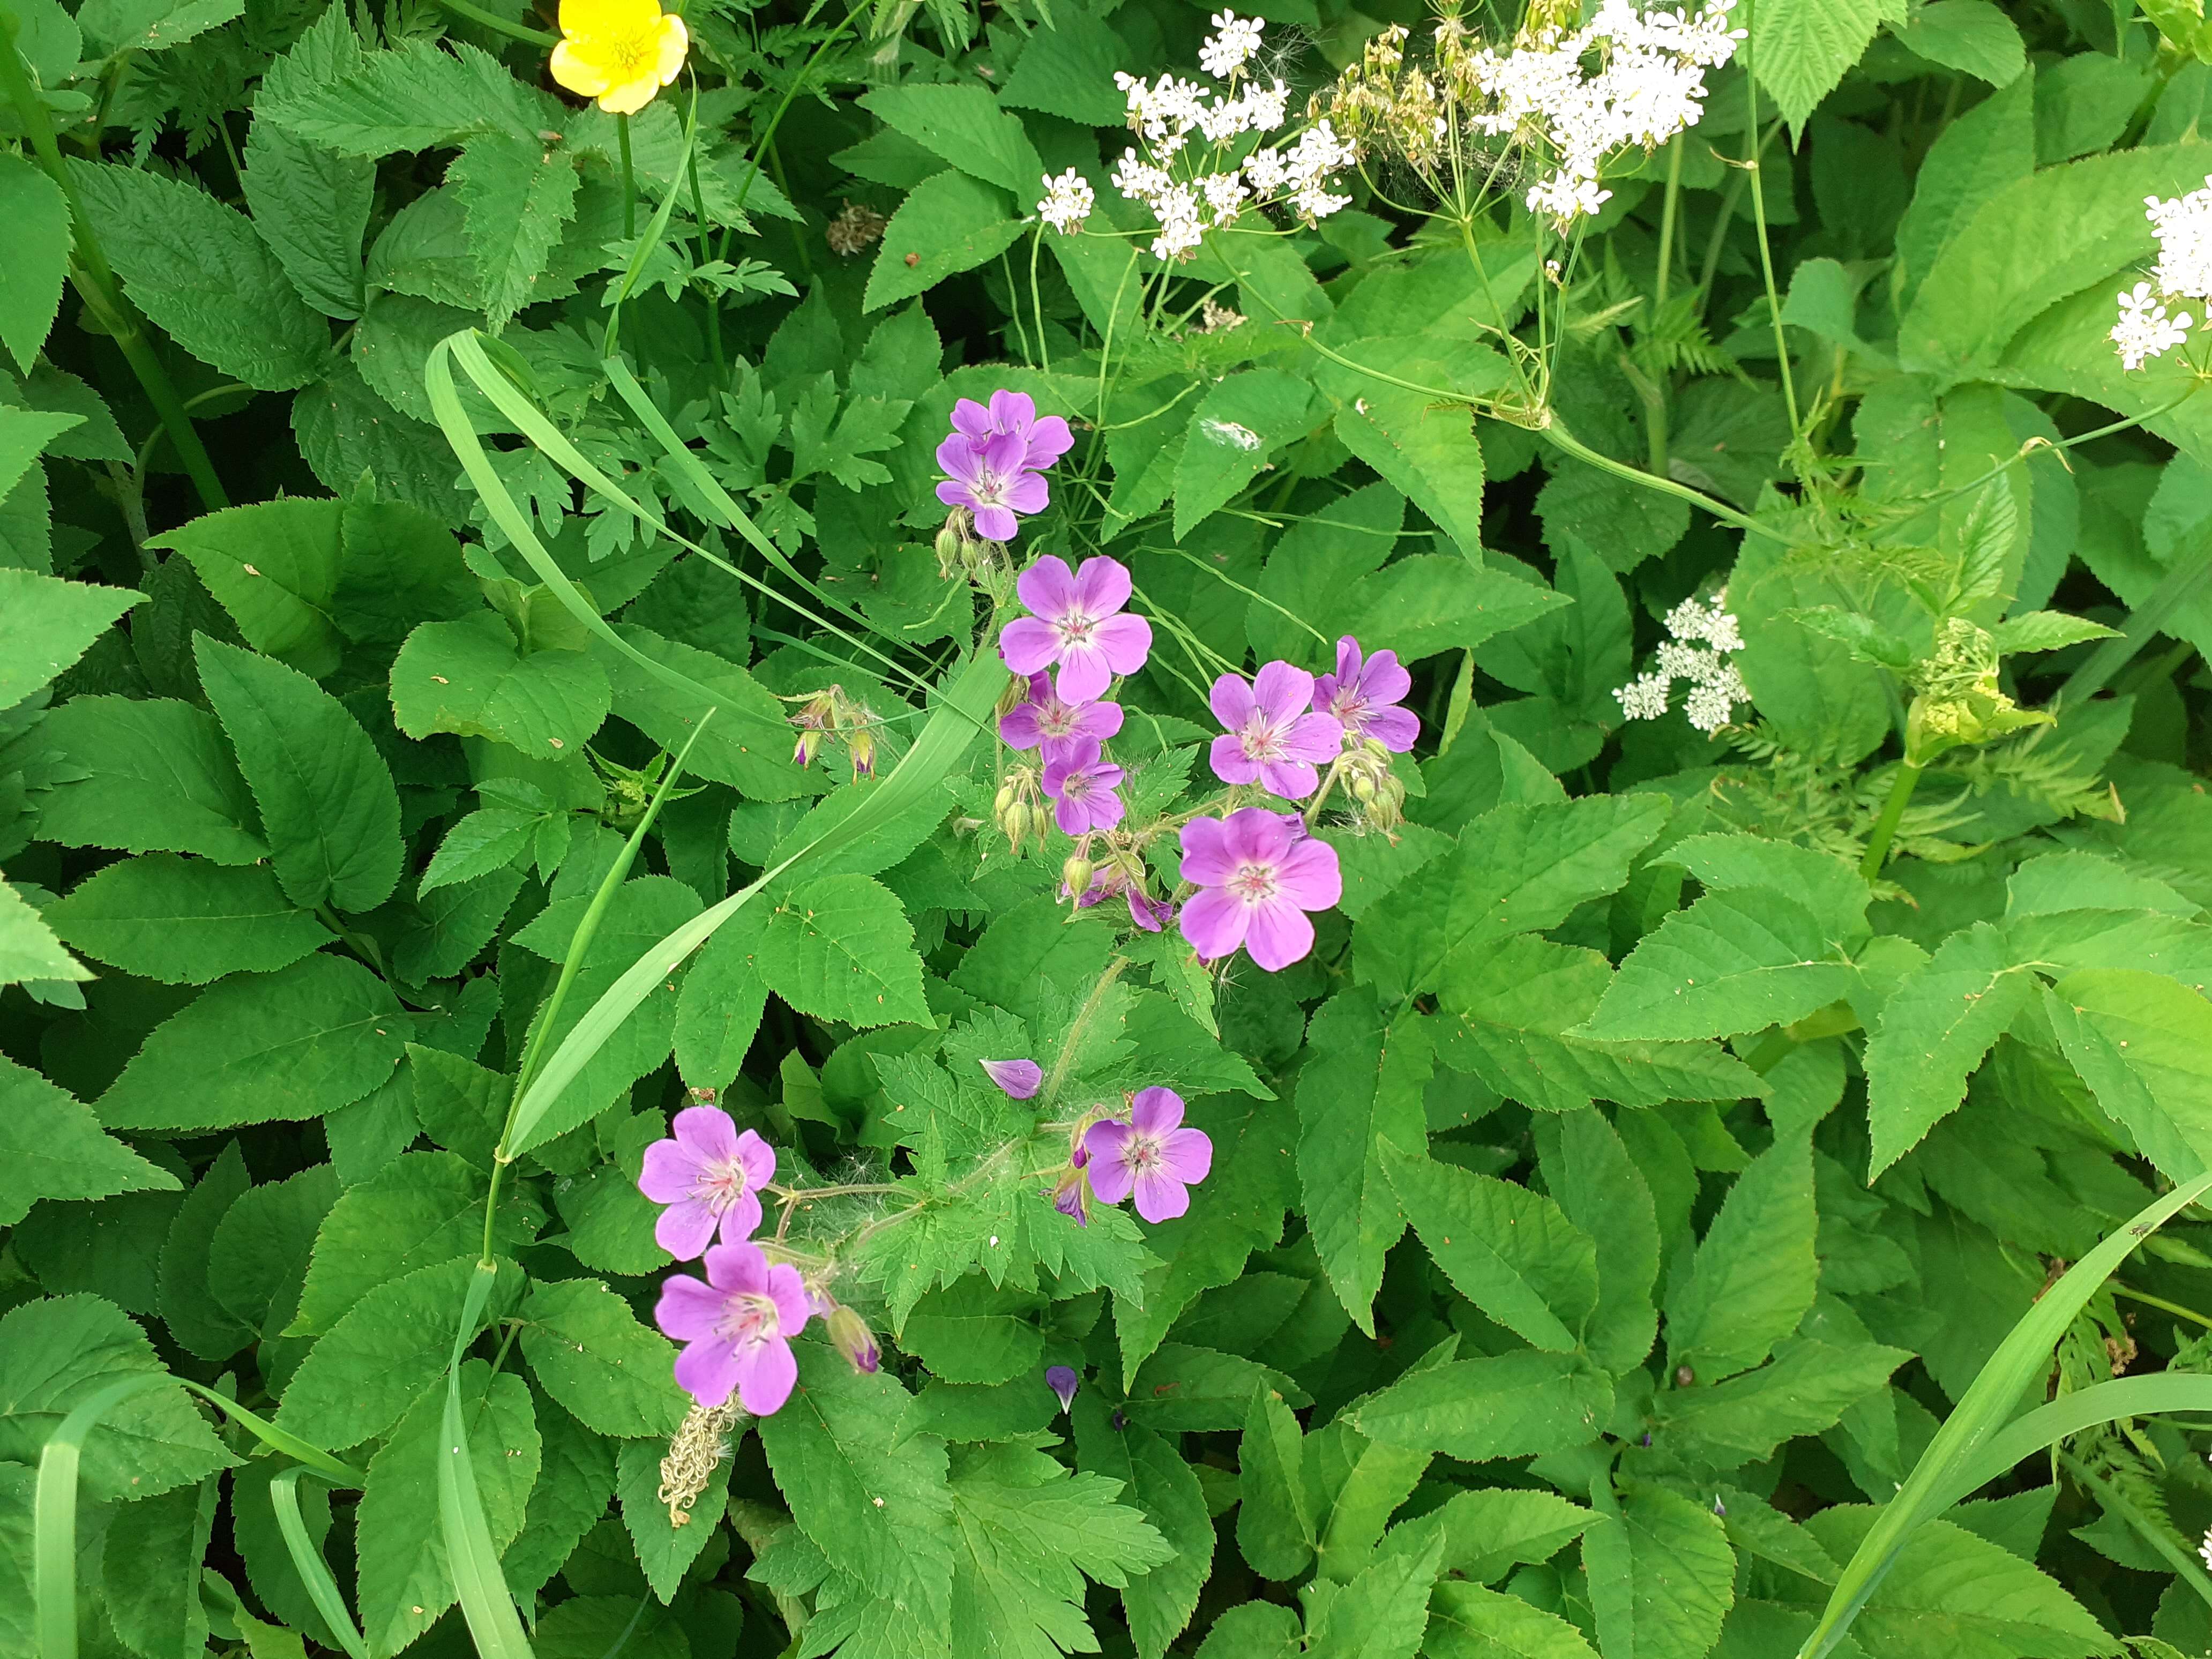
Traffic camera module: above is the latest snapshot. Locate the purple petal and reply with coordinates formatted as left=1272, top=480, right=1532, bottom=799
left=981, top=430, right=1029, bottom=477
left=1275, top=835, right=1343, bottom=911
left=1130, top=1086, right=1184, bottom=1137
left=1091, top=613, right=1152, bottom=677
left=1046, top=1365, right=1080, bottom=1411
left=1131, top=1167, right=1189, bottom=1223
left=1178, top=886, right=1247, bottom=961
left=1161, top=1126, right=1213, bottom=1186
left=1000, top=616, right=1060, bottom=676
left=1177, top=815, right=1240, bottom=887
left=673, top=1105, right=739, bottom=1162
left=1052, top=794, right=1091, bottom=835
left=952, top=399, right=995, bottom=442
left=1251, top=660, right=1317, bottom=724
left=973, top=504, right=1019, bottom=542
left=1219, top=806, right=1296, bottom=866
left=937, top=479, right=978, bottom=511
left=937, top=434, right=985, bottom=484
left=766, top=1262, right=813, bottom=1333
left=1082, top=784, right=1124, bottom=832
left=656, top=1198, right=721, bottom=1260
left=990, top=389, right=1037, bottom=434
left=1025, top=416, right=1074, bottom=468
left=735, top=1129, right=776, bottom=1189
left=1053, top=643, right=1114, bottom=704
left=1083, top=1121, right=1135, bottom=1202
left=1243, top=898, right=1316, bottom=971
left=1208, top=672, right=1256, bottom=732
left=1333, top=636, right=1362, bottom=684
left=656, top=1274, right=728, bottom=1342
left=1359, top=647, right=1411, bottom=706
left=1209, top=733, right=1260, bottom=787
left=674, top=1336, right=741, bottom=1407
left=1017, top=555, right=1078, bottom=621
left=981, top=1058, right=1044, bottom=1099
left=1256, top=758, right=1319, bottom=800
left=1000, top=703, right=1045, bottom=749
left=1362, top=705, right=1420, bottom=751
left=1312, top=671, right=1340, bottom=713
left=716, top=1191, right=763, bottom=1244
left=703, top=1239, right=771, bottom=1297
left=1074, top=699, right=1124, bottom=743
left=639, top=1139, right=701, bottom=1204
left=1003, top=469, right=1050, bottom=514
left=1073, top=556, right=1133, bottom=616
left=1126, top=891, right=1172, bottom=932
left=1282, top=711, right=1346, bottom=764
left=733, top=1335, right=799, bottom=1415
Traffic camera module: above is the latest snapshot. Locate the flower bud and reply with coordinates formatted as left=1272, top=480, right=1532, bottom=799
left=1350, top=772, right=1377, bottom=801
left=1003, top=799, right=1030, bottom=846
left=1062, top=854, right=1095, bottom=901
left=935, top=518, right=966, bottom=578
left=994, top=780, right=1018, bottom=819
left=826, top=1306, right=880, bottom=1374
left=1051, top=1166, right=1090, bottom=1227
left=846, top=726, right=876, bottom=780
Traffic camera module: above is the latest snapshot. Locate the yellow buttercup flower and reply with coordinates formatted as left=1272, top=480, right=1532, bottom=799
left=550, top=0, right=687, bottom=116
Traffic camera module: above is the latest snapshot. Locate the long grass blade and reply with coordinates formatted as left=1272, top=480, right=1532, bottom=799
left=503, top=640, right=1006, bottom=1155
left=34, top=1373, right=170, bottom=1659
left=175, top=1380, right=364, bottom=1485
left=269, top=1469, right=371, bottom=1659
left=438, top=1262, right=534, bottom=1659
left=1930, top=1372, right=2212, bottom=1511
left=1798, top=1168, right=2212, bottom=1658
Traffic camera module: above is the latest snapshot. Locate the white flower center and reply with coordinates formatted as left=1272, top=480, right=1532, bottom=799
left=1238, top=715, right=1287, bottom=761
left=716, top=1290, right=781, bottom=1350
left=1057, top=610, right=1099, bottom=647
left=692, top=1155, right=752, bottom=1215
left=1229, top=861, right=1277, bottom=904
left=1125, top=1133, right=1164, bottom=1171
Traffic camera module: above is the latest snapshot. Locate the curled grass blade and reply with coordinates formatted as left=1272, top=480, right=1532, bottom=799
left=438, top=1261, right=534, bottom=1659
left=35, top=1374, right=170, bottom=1659
left=1930, top=1372, right=2212, bottom=1511
left=176, top=1379, right=364, bottom=1485
left=1798, top=1169, right=2212, bottom=1658
left=270, top=1468, right=371, bottom=1659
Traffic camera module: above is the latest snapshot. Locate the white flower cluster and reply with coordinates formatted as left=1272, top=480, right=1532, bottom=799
left=2111, top=176, right=2212, bottom=369
left=1616, top=590, right=1751, bottom=735
left=1099, top=13, right=1356, bottom=260
left=1468, top=0, right=1743, bottom=227
left=1036, top=168, right=1096, bottom=234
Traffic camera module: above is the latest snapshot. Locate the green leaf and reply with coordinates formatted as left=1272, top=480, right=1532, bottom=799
left=76, top=0, right=239, bottom=51
left=758, top=872, right=932, bottom=1029
left=291, top=1151, right=533, bottom=1336
left=1989, top=609, right=2116, bottom=654
left=1172, top=370, right=1314, bottom=540
left=103, top=1477, right=218, bottom=1659
left=242, top=6, right=374, bottom=321
left=449, top=134, right=581, bottom=330
left=391, top=612, right=610, bottom=759
left=1803, top=1509, right=2108, bottom=1657
left=863, top=171, right=1025, bottom=312
left=597, top=624, right=812, bottom=801
left=857, top=85, right=1044, bottom=198
left=257, top=38, right=551, bottom=156
left=1895, top=70, right=2034, bottom=307
left=45, top=855, right=330, bottom=984
left=672, top=907, right=768, bottom=1091
left=1896, top=0, right=2026, bottom=85
left=1297, top=988, right=1431, bottom=1334
left=355, top=1360, right=537, bottom=1659
left=1351, top=1350, right=1611, bottom=1462
left=0, top=567, right=142, bottom=707
left=1410, top=1488, right=1597, bottom=1585
left=1653, top=1336, right=1909, bottom=1468
left=0, top=1294, right=234, bottom=1500
left=1383, top=1140, right=1596, bottom=1353
left=1362, top=795, right=1670, bottom=1004
left=1664, top=1133, right=1818, bottom=1385
left=0, top=876, right=85, bottom=987
left=1344, top=554, right=1566, bottom=664
left=1236, top=1386, right=1313, bottom=1581
left=1426, top=1582, right=1599, bottom=1658
left=333, top=499, right=478, bottom=645
left=518, top=1276, right=687, bottom=1439
left=901, top=1280, right=1044, bottom=1385
left=502, top=1399, right=616, bottom=1599
left=1662, top=832, right=1871, bottom=939
left=1750, top=0, right=1888, bottom=136
left=1306, top=1514, right=1442, bottom=1659
left=2045, top=968, right=2212, bottom=1179
left=1581, top=890, right=1862, bottom=1042
left=1073, top=1408, right=1212, bottom=1659
left=275, top=1254, right=519, bottom=1451
left=35, top=696, right=268, bottom=864
left=1332, top=385, right=1486, bottom=561
left=0, top=155, right=69, bottom=373
left=756, top=1344, right=956, bottom=1631
left=618, top=1435, right=727, bottom=1601
left=0, top=1055, right=176, bottom=1229
left=1620, top=1485, right=1735, bottom=1659
left=69, top=161, right=329, bottom=391
left=195, top=634, right=405, bottom=914
left=95, top=953, right=408, bottom=1132
left=1863, top=922, right=2037, bottom=1173
left=1532, top=1112, right=1659, bottom=1377
left=150, top=500, right=345, bottom=677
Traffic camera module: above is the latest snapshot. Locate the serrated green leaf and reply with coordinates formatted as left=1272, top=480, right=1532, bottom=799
left=1864, top=922, right=2037, bottom=1173
left=257, top=38, right=550, bottom=156
left=1751, top=0, right=1887, bottom=135
left=518, top=1276, right=686, bottom=1439
left=35, top=696, right=268, bottom=864
left=292, top=1151, right=534, bottom=1336
left=1236, top=1386, right=1312, bottom=1581
left=0, top=155, right=69, bottom=373
left=1620, top=1484, right=1735, bottom=1659
left=449, top=134, right=581, bottom=330
left=151, top=500, right=345, bottom=677
left=0, top=566, right=140, bottom=709
left=618, top=1434, right=728, bottom=1602
left=391, top=612, right=610, bottom=759
left=77, top=0, right=239, bottom=51
left=1581, top=890, right=1862, bottom=1042
left=1664, top=1133, right=1818, bottom=1385
left=1532, top=1112, right=1659, bottom=1377
left=2045, top=967, right=2212, bottom=1179
left=863, top=171, right=1025, bottom=312
left=1425, top=1581, right=1599, bottom=1659
left=194, top=636, right=404, bottom=913
left=1072, top=1407, right=1211, bottom=1659
left=1653, top=1337, right=1910, bottom=1469
left=857, top=85, right=1043, bottom=197
left=1172, top=370, right=1314, bottom=540
left=758, top=872, right=932, bottom=1028
left=45, top=854, right=331, bottom=984
left=1351, top=1350, right=1611, bottom=1462
left=0, top=1056, right=176, bottom=1229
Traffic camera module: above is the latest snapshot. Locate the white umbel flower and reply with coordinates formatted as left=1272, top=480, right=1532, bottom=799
left=2112, top=280, right=2195, bottom=371
left=1199, top=9, right=1264, bottom=79
left=1616, top=588, right=1752, bottom=734
left=1036, top=169, right=1095, bottom=235
left=1615, top=673, right=1670, bottom=721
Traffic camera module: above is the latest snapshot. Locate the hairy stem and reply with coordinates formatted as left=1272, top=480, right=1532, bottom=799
left=1858, top=759, right=1924, bottom=880
left=1546, top=418, right=1789, bottom=543
left=1041, top=955, right=1130, bottom=1109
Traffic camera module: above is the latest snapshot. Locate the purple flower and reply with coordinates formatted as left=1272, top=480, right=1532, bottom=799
left=826, top=1305, right=880, bottom=1375
left=638, top=1106, right=776, bottom=1258
left=1045, top=1365, right=1081, bottom=1414
left=1052, top=1166, right=1090, bottom=1227
left=980, top=1057, right=1044, bottom=1099
left=937, top=430, right=1049, bottom=542
left=953, top=390, right=1074, bottom=472
left=1041, top=736, right=1125, bottom=835
left=999, top=672, right=1124, bottom=763
left=1209, top=661, right=1344, bottom=799
left=1314, top=636, right=1418, bottom=752
left=1000, top=556, right=1154, bottom=704
left=1083, top=1087, right=1214, bottom=1223
left=1177, top=808, right=1342, bottom=971
left=654, top=1240, right=812, bottom=1414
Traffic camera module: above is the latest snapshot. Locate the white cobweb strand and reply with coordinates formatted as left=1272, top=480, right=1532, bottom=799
left=2114, top=178, right=2212, bottom=369
left=1616, top=590, right=1752, bottom=733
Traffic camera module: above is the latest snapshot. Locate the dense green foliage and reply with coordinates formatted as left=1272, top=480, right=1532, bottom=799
left=13, top=0, right=2212, bottom=1656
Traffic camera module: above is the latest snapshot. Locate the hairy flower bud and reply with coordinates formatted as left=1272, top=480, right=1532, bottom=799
left=826, top=1306, right=880, bottom=1374
left=1062, top=854, right=1095, bottom=901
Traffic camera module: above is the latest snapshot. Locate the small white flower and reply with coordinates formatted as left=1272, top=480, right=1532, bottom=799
left=1199, top=9, right=1264, bottom=79
left=2201, top=1526, right=2212, bottom=1574
left=1615, top=673, right=1670, bottom=721
left=1036, top=169, right=1095, bottom=235
left=2147, top=177, right=2212, bottom=301
left=2112, top=279, right=2193, bottom=371
left=1200, top=170, right=1248, bottom=225
left=1683, top=678, right=1739, bottom=734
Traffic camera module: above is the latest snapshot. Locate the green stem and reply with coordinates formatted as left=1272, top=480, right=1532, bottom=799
left=686, top=145, right=724, bottom=384
left=1858, top=759, right=1924, bottom=879
left=0, top=8, right=229, bottom=512
left=617, top=111, right=637, bottom=240
left=729, top=0, right=871, bottom=221
left=1546, top=418, right=1790, bottom=543
left=1743, top=61, right=1799, bottom=436
left=1040, top=955, right=1130, bottom=1109
left=1655, top=132, right=1683, bottom=311
left=2058, top=519, right=2212, bottom=706
left=2057, top=1451, right=2212, bottom=1615
left=2112, top=1284, right=2212, bottom=1330
left=429, top=0, right=557, bottom=44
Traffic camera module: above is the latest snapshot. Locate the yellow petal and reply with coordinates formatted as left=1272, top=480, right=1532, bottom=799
left=549, top=37, right=613, bottom=96
left=653, top=13, right=687, bottom=84
left=597, top=72, right=662, bottom=114
left=556, top=0, right=626, bottom=40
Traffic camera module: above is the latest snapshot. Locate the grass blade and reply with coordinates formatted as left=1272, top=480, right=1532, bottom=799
left=34, top=1373, right=170, bottom=1659
left=1930, top=1372, right=2212, bottom=1511
left=1798, top=1168, right=2212, bottom=1658
left=438, top=1261, right=534, bottom=1659
left=175, top=1380, right=364, bottom=1485
left=270, top=1468, right=371, bottom=1659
